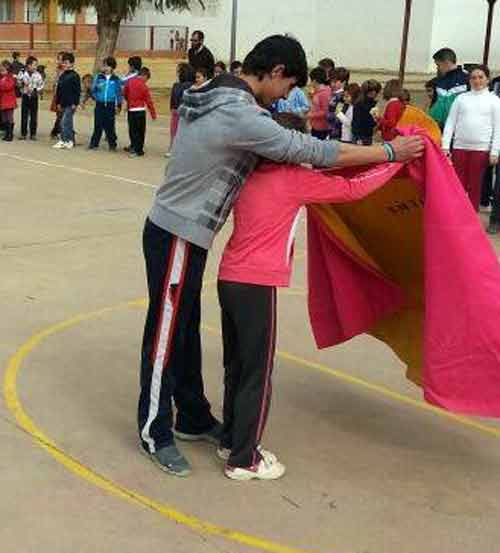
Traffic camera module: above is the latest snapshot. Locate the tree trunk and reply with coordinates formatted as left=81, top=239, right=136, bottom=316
left=93, top=13, right=121, bottom=74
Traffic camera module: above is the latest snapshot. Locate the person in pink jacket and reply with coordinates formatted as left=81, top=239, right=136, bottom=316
left=307, top=66, right=332, bottom=139
left=216, top=112, right=403, bottom=482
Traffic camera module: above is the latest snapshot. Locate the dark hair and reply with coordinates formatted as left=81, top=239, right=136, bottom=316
left=433, top=48, right=457, bottom=64
left=25, top=55, right=38, bottom=67
left=82, top=73, right=93, bottom=82
left=37, top=64, right=46, bottom=74
left=309, top=66, right=329, bottom=85
left=12, top=51, right=20, bottom=59
left=425, top=78, right=437, bottom=90
left=62, top=52, right=75, bottom=64
left=177, top=62, right=195, bottom=83
left=360, top=79, right=382, bottom=102
left=214, top=61, right=226, bottom=72
left=383, top=78, right=402, bottom=100
left=128, top=56, right=142, bottom=71
left=318, top=57, right=335, bottom=75
left=57, top=51, right=66, bottom=60
left=230, top=60, right=242, bottom=72
left=272, top=112, right=307, bottom=134
left=242, top=35, right=308, bottom=88
left=103, top=56, right=117, bottom=70
left=469, top=64, right=490, bottom=79
left=1, top=60, right=12, bottom=72
left=140, top=67, right=151, bottom=79
left=332, top=67, right=350, bottom=85
left=195, top=67, right=209, bottom=79
left=400, top=88, right=411, bottom=103
left=192, top=30, right=205, bottom=41
left=346, top=82, right=361, bottom=103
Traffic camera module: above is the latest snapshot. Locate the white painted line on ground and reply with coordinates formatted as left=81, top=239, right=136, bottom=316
left=0, top=152, right=158, bottom=191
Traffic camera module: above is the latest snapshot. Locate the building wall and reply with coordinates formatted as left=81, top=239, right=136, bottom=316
left=128, top=0, right=500, bottom=73
left=429, top=0, right=500, bottom=71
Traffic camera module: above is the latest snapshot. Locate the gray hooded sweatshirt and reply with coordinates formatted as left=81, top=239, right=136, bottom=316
left=149, top=74, right=340, bottom=250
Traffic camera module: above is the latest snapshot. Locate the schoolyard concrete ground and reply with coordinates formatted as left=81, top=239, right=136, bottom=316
left=1, top=106, right=500, bottom=553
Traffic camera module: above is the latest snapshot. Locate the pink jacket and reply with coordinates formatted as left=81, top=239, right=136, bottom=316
left=218, top=161, right=402, bottom=287
left=307, top=128, right=500, bottom=418
left=309, top=85, right=332, bottom=131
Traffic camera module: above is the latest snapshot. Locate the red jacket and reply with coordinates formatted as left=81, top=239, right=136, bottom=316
left=378, top=98, right=406, bottom=141
left=123, top=77, right=157, bottom=119
left=0, top=73, right=17, bottom=110
left=309, top=85, right=332, bottom=131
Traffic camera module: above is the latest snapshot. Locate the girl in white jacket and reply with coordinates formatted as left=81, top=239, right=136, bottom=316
left=443, top=65, right=500, bottom=211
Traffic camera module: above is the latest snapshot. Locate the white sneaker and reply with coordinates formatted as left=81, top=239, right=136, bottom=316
left=224, top=450, right=285, bottom=481
left=52, top=140, right=66, bottom=149
left=164, top=151, right=172, bottom=158
left=216, top=445, right=276, bottom=463
left=64, top=141, right=74, bottom=149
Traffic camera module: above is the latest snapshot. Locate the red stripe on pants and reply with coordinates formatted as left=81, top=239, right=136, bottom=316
left=452, top=149, right=490, bottom=212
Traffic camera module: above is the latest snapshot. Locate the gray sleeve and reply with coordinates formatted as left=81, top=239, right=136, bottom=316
left=229, top=106, right=339, bottom=168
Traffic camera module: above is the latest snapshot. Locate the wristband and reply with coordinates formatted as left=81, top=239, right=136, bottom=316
left=383, top=142, right=396, bottom=163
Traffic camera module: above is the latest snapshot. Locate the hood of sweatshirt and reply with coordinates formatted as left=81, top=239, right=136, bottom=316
left=178, top=74, right=257, bottom=122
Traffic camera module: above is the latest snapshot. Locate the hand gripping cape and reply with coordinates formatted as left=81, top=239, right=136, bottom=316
left=307, top=127, right=500, bottom=418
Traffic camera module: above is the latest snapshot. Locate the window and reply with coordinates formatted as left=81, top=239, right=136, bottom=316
left=25, top=0, right=43, bottom=23
left=85, top=6, right=97, bottom=24
left=57, top=7, right=75, bottom=24
left=0, top=0, right=13, bottom=22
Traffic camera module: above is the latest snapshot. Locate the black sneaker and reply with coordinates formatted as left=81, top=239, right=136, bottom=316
left=174, top=422, right=223, bottom=445
left=109, top=145, right=117, bottom=152
left=19, top=135, right=27, bottom=140
left=87, top=144, right=98, bottom=150
left=140, top=444, right=192, bottom=477
left=29, top=135, right=37, bottom=141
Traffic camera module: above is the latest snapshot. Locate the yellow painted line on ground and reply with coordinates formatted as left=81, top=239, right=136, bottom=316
left=2, top=297, right=316, bottom=553
left=4, top=295, right=500, bottom=553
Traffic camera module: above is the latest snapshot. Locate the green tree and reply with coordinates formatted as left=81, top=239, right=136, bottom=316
left=36, top=0, right=204, bottom=71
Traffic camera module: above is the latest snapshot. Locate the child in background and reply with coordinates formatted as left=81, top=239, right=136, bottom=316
left=400, top=88, right=411, bottom=105
left=318, top=57, right=335, bottom=81
left=122, top=56, right=142, bottom=84
left=17, top=56, right=44, bottom=140
left=230, top=61, right=243, bottom=77
left=37, top=65, right=46, bottom=99
left=194, top=67, right=209, bottom=88
left=308, top=66, right=332, bottom=139
left=0, top=60, right=17, bottom=142
left=124, top=66, right=157, bottom=157
left=80, top=73, right=93, bottom=109
left=352, top=79, right=381, bottom=145
left=217, top=112, right=401, bottom=481
left=89, top=57, right=122, bottom=151
left=214, top=61, right=227, bottom=77
left=53, top=52, right=81, bottom=150
left=166, top=62, right=194, bottom=158
left=327, top=67, right=350, bottom=139
left=425, top=78, right=437, bottom=111
left=276, top=85, right=309, bottom=117
left=50, top=51, right=66, bottom=139
left=336, top=82, right=361, bottom=143
left=376, top=79, right=405, bottom=141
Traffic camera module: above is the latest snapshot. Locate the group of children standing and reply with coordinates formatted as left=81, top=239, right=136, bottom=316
left=271, top=58, right=412, bottom=147
left=0, top=51, right=157, bottom=156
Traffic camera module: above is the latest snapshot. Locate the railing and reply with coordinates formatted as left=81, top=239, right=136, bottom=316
left=0, top=23, right=189, bottom=54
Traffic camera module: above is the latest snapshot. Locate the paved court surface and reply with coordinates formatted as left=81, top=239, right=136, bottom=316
left=2, top=107, right=500, bottom=553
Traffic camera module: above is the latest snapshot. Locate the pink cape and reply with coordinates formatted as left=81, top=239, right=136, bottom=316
left=307, top=129, right=500, bottom=417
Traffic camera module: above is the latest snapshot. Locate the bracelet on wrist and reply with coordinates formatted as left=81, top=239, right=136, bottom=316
left=383, top=142, right=396, bottom=163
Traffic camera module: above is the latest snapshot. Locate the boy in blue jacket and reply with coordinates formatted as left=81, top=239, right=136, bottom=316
left=89, top=57, right=122, bottom=151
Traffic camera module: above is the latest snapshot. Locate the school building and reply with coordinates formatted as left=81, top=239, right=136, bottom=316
left=129, top=0, right=500, bottom=73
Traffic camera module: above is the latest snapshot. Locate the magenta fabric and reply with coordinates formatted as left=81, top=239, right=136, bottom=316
left=307, top=128, right=500, bottom=418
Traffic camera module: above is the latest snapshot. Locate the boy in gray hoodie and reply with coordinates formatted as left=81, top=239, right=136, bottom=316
left=138, top=35, right=424, bottom=477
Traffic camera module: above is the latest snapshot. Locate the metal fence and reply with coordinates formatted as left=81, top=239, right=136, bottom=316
left=0, top=23, right=189, bottom=53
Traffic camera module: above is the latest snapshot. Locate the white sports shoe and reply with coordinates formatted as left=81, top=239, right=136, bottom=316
left=217, top=445, right=277, bottom=463
left=52, top=140, right=66, bottom=149
left=64, top=141, right=74, bottom=149
left=224, top=449, right=285, bottom=481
